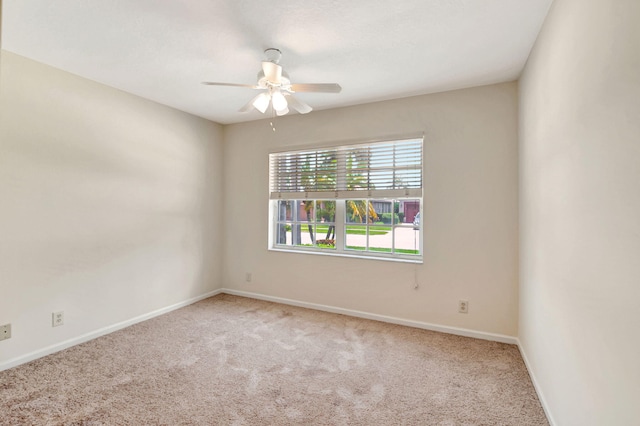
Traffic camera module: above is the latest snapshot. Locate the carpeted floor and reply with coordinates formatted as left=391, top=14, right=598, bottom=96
left=0, top=294, right=548, bottom=425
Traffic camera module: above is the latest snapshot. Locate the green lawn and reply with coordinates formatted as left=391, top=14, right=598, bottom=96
left=295, top=242, right=418, bottom=255
left=346, top=246, right=419, bottom=255
left=316, top=224, right=390, bottom=236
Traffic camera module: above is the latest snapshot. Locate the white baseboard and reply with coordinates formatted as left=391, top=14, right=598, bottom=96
left=0, top=289, right=224, bottom=372
left=220, top=288, right=518, bottom=345
left=516, top=339, right=556, bottom=426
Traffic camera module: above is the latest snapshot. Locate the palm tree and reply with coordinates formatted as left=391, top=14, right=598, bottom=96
left=297, top=152, right=337, bottom=245
left=301, top=200, right=315, bottom=244
left=317, top=201, right=336, bottom=240
left=346, top=200, right=378, bottom=224
left=344, top=151, right=379, bottom=225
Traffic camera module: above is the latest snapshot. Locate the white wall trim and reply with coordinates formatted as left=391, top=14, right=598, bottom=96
left=221, top=288, right=518, bottom=345
left=517, top=339, right=556, bottom=426
left=0, top=289, right=224, bottom=372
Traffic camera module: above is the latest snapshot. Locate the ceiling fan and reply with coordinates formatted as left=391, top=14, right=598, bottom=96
left=202, top=48, right=342, bottom=116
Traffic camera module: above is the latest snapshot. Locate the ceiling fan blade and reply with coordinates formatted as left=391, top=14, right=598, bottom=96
left=201, top=82, right=259, bottom=89
left=285, top=94, right=313, bottom=114
left=289, top=83, right=342, bottom=93
left=262, top=61, right=282, bottom=83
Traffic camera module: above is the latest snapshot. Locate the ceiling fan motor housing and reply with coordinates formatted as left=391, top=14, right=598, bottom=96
left=264, top=48, right=282, bottom=64
left=257, top=70, right=290, bottom=89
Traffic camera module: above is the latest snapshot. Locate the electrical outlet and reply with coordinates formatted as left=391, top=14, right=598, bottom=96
left=245, top=272, right=252, bottom=282
left=0, top=324, right=11, bottom=341
left=52, top=311, right=64, bottom=327
left=458, top=300, right=469, bottom=314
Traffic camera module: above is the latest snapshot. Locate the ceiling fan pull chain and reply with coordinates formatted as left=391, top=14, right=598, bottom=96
left=270, top=106, right=276, bottom=132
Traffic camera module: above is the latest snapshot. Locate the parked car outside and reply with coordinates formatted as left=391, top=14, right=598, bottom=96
left=413, top=212, right=420, bottom=230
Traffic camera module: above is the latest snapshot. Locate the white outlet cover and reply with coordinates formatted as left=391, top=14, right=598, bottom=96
left=52, top=311, right=64, bottom=327
left=0, top=324, right=11, bottom=341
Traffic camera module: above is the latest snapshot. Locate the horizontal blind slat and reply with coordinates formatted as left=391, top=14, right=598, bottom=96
left=269, top=138, right=423, bottom=197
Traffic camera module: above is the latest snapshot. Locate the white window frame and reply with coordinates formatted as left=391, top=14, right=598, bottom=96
left=268, top=137, right=423, bottom=263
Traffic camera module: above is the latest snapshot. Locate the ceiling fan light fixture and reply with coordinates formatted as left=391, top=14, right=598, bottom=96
left=252, top=92, right=270, bottom=113
left=276, top=106, right=290, bottom=116
left=271, top=90, right=288, bottom=112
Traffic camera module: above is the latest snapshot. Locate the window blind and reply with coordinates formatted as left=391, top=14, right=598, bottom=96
left=269, top=138, right=423, bottom=200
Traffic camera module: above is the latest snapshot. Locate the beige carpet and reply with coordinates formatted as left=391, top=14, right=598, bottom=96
left=0, top=294, right=548, bottom=425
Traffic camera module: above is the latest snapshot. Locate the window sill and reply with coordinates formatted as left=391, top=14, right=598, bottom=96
left=268, top=247, right=423, bottom=264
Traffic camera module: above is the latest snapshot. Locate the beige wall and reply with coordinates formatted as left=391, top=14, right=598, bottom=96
left=223, top=82, right=519, bottom=337
left=0, top=51, right=224, bottom=366
left=519, top=0, right=640, bottom=424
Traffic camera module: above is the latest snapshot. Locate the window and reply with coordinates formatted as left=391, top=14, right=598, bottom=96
left=269, top=137, right=423, bottom=261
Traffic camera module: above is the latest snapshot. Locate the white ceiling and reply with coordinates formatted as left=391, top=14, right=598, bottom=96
left=2, top=0, right=553, bottom=125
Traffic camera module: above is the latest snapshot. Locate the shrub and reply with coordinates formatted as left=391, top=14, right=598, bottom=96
left=380, top=213, right=401, bottom=224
